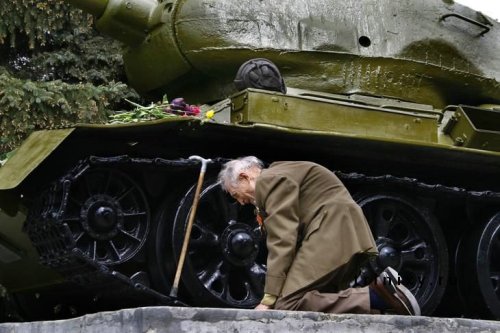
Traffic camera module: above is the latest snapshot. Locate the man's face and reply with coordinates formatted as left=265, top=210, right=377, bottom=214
left=227, top=171, right=257, bottom=206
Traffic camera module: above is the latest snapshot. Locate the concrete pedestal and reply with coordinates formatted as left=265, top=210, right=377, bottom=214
left=1, top=306, right=500, bottom=333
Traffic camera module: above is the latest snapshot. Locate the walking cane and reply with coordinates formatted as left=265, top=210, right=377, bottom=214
left=169, top=155, right=212, bottom=299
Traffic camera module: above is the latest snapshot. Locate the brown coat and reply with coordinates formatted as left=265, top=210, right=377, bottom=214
left=255, top=161, right=377, bottom=297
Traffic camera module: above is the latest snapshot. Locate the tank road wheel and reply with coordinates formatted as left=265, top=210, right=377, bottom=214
left=17, top=167, right=150, bottom=320
left=456, top=212, right=500, bottom=318
left=62, top=168, right=150, bottom=265
left=355, top=193, right=448, bottom=315
left=172, top=181, right=267, bottom=308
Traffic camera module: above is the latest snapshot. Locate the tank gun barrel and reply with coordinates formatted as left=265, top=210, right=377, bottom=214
left=66, top=0, right=165, bottom=46
left=65, top=0, right=192, bottom=93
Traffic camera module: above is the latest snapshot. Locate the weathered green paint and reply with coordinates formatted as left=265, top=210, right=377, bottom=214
left=0, top=129, right=74, bottom=191
left=2, top=90, right=500, bottom=200
left=68, top=0, right=193, bottom=93
left=65, top=0, right=500, bottom=108
left=232, top=89, right=440, bottom=143
left=444, top=106, right=500, bottom=151
left=123, top=23, right=192, bottom=93
left=94, top=0, right=164, bottom=46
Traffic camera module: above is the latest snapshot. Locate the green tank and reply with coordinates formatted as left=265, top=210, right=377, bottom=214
left=1, top=0, right=500, bottom=320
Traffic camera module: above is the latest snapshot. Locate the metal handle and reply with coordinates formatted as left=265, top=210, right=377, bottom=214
left=440, top=13, right=490, bottom=36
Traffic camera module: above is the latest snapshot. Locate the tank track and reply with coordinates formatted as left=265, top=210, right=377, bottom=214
left=335, top=171, right=500, bottom=203
left=23, top=155, right=500, bottom=308
left=22, top=156, right=228, bottom=307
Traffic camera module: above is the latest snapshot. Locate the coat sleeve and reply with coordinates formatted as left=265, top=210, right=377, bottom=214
left=257, top=174, right=301, bottom=296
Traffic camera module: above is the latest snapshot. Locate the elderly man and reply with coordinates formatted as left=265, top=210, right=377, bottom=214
left=218, top=156, right=420, bottom=315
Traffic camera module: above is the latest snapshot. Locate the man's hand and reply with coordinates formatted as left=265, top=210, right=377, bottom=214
left=255, top=303, right=271, bottom=310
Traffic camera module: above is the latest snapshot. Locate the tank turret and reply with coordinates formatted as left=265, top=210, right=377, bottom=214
left=67, top=0, right=500, bottom=108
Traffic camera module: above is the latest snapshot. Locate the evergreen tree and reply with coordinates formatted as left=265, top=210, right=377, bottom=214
left=0, top=0, right=139, bottom=158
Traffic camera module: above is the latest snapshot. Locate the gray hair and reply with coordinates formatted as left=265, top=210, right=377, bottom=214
left=218, top=156, right=264, bottom=191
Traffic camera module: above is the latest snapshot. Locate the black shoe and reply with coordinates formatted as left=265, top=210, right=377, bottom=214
left=369, top=266, right=421, bottom=316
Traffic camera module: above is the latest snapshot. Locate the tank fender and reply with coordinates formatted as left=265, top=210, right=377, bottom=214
left=0, top=128, right=74, bottom=191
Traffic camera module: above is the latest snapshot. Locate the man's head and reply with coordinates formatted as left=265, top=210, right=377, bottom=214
left=218, top=156, right=264, bottom=205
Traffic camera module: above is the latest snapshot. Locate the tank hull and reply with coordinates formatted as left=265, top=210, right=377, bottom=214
left=1, top=89, right=500, bottom=318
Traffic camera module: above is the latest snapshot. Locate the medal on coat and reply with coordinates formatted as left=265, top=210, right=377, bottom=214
left=255, top=207, right=267, bottom=235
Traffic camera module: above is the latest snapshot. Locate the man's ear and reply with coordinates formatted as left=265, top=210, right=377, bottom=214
left=238, top=172, right=249, bottom=181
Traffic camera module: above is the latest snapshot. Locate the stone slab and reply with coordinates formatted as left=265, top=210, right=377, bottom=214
left=1, top=306, right=500, bottom=333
